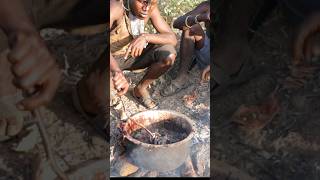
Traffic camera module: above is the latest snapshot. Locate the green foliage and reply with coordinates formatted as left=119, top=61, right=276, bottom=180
left=145, top=0, right=207, bottom=33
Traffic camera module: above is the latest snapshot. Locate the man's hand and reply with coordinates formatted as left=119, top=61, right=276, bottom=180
left=112, top=71, right=129, bottom=96
left=198, top=11, right=210, bottom=23
left=201, top=65, right=210, bottom=82
left=124, top=34, right=148, bottom=59
left=7, top=30, right=61, bottom=111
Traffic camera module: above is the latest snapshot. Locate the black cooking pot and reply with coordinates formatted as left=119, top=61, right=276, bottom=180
left=120, top=110, right=195, bottom=172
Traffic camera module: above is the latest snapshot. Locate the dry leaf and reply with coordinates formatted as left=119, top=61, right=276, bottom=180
left=183, top=91, right=197, bottom=107
left=232, top=93, right=280, bottom=131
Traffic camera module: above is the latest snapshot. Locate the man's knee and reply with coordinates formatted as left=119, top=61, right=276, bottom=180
left=157, top=44, right=177, bottom=66
left=163, top=53, right=176, bottom=66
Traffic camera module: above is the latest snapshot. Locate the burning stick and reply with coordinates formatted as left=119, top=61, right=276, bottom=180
left=129, top=118, right=160, bottom=141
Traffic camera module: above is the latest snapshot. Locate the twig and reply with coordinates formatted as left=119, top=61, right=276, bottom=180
left=130, top=118, right=156, bottom=139
left=33, top=107, right=70, bottom=180
left=119, top=96, right=126, bottom=113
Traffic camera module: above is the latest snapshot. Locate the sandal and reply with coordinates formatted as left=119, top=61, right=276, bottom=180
left=0, top=92, right=30, bottom=142
left=72, top=84, right=108, bottom=141
left=131, top=90, right=158, bottom=109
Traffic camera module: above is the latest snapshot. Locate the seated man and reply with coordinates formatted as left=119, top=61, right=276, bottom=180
left=0, top=0, right=107, bottom=141
left=161, top=1, right=210, bottom=97
left=110, top=0, right=177, bottom=109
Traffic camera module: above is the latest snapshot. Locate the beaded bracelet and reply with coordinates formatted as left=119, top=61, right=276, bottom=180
left=195, top=14, right=200, bottom=24
left=185, top=15, right=192, bottom=28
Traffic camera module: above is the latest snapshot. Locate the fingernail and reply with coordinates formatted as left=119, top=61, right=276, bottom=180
left=16, top=103, right=25, bottom=111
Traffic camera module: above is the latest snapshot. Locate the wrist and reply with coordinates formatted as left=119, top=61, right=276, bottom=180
left=5, top=22, right=37, bottom=38
left=141, top=34, right=149, bottom=47
left=141, top=34, right=149, bottom=43
left=195, top=14, right=200, bottom=24
left=112, top=69, right=122, bottom=74
left=185, top=15, right=193, bottom=28
left=197, top=14, right=205, bottom=22
left=7, top=26, right=39, bottom=45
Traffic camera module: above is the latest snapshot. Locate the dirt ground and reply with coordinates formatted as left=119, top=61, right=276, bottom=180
left=0, top=29, right=108, bottom=179
left=109, top=33, right=210, bottom=177
left=213, top=7, right=320, bottom=180
left=3, top=4, right=320, bottom=180
left=0, top=26, right=210, bottom=178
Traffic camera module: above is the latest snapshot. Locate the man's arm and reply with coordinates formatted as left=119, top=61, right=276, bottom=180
left=143, top=6, right=177, bottom=46
left=0, top=0, right=36, bottom=36
left=173, top=1, right=210, bottom=30
left=110, top=0, right=124, bottom=73
left=110, top=0, right=129, bottom=96
left=110, top=52, right=121, bottom=72
left=124, top=5, right=177, bottom=59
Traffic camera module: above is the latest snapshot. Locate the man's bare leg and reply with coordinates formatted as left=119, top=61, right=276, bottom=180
left=132, top=53, right=176, bottom=107
left=161, top=24, right=205, bottom=96
left=174, top=24, right=205, bottom=86
left=214, top=0, right=261, bottom=75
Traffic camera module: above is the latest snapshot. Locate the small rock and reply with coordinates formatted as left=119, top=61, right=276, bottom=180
left=114, top=156, right=139, bottom=177
left=120, top=110, right=128, bottom=120
left=13, top=124, right=40, bottom=152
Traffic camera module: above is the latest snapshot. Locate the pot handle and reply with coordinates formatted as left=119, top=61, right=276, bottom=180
left=118, top=120, right=128, bottom=137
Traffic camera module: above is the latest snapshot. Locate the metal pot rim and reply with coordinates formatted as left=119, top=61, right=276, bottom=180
left=123, top=109, right=195, bottom=148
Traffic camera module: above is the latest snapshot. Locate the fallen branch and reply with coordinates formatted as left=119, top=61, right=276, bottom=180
left=33, top=107, right=70, bottom=180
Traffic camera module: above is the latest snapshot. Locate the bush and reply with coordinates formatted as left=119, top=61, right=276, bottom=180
left=145, top=0, right=207, bottom=33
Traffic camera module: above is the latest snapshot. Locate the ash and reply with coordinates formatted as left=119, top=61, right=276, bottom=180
left=110, top=58, right=210, bottom=177
left=132, top=126, right=188, bottom=145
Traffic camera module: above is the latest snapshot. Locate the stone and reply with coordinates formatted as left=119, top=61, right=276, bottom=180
left=13, top=124, right=40, bottom=152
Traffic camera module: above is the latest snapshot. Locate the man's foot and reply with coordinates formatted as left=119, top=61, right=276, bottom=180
left=132, top=85, right=158, bottom=109
left=161, top=74, right=190, bottom=97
